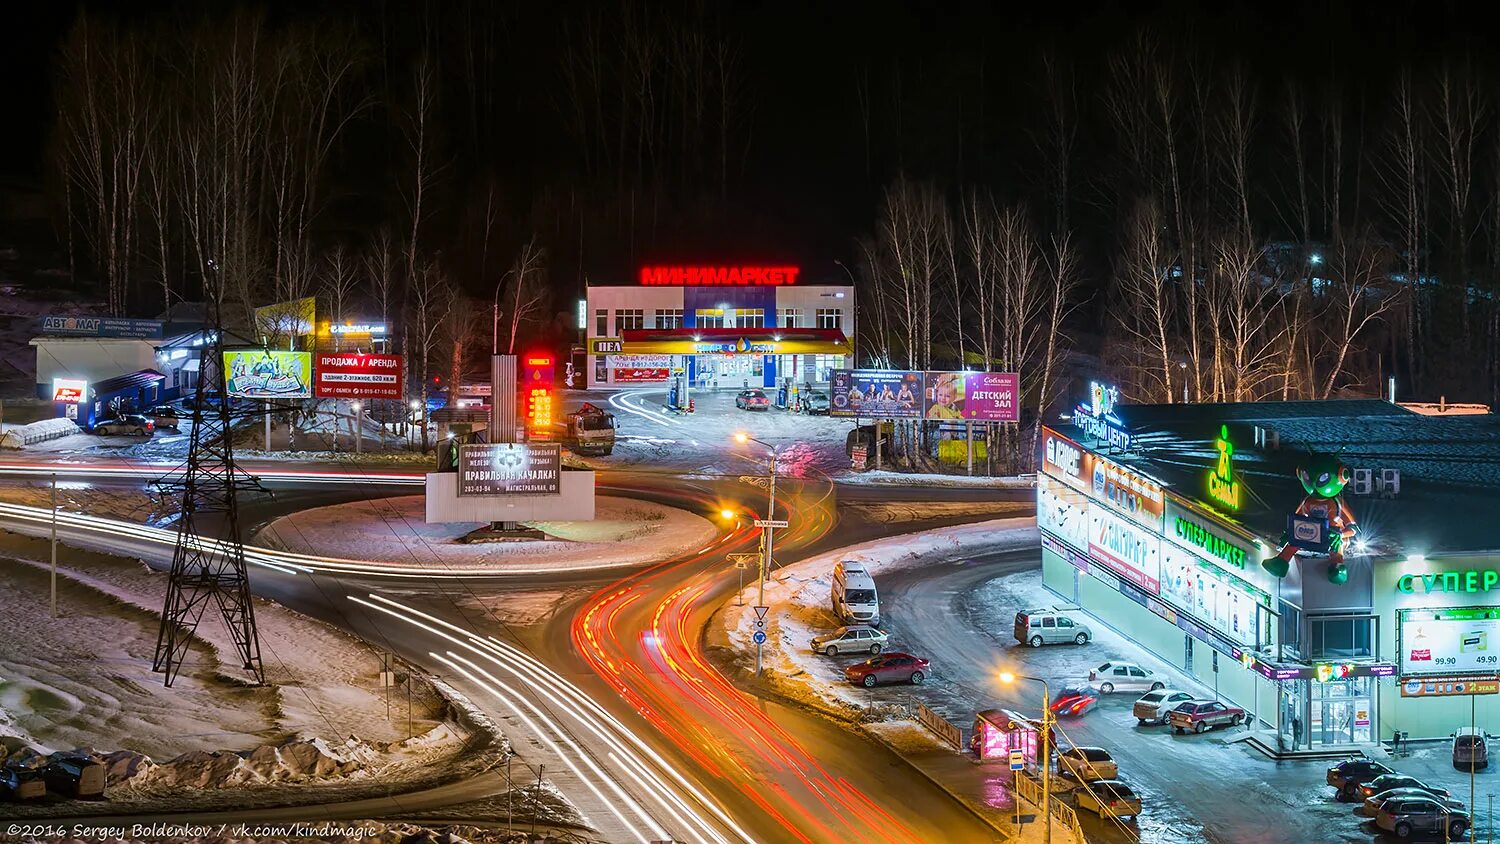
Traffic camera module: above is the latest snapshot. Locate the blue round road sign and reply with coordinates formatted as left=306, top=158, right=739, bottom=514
left=752, top=630, right=767, bottom=645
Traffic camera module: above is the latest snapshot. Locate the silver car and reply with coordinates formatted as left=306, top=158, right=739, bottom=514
left=1014, top=609, right=1093, bottom=647
left=1089, top=662, right=1164, bottom=694
left=812, top=625, right=888, bottom=657
left=1133, top=689, right=1195, bottom=725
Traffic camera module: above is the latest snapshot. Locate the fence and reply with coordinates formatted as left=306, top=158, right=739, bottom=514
left=1015, top=771, right=1088, bottom=844
left=915, top=703, right=963, bottom=751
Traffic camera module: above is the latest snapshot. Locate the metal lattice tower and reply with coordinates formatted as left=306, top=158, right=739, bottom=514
left=153, top=320, right=267, bottom=687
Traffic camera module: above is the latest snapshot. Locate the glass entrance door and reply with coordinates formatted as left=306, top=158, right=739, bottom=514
left=1310, top=677, right=1373, bottom=747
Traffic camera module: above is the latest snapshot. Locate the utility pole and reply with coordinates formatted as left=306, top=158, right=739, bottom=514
left=353, top=402, right=363, bottom=454
left=1042, top=680, right=1052, bottom=844
left=49, top=473, right=57, bottom=617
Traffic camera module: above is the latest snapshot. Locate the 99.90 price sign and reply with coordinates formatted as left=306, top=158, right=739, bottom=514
left=1400, top=606, right=1500, bottom=676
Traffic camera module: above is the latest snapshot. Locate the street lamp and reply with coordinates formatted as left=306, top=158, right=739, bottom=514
left=720, top=508, right=736, bottom=521
left=1000, top=671, right=1053, bottom=844
left=352, top=401, right=363, bottom=454
left=734, top=432, right=779, bottom=675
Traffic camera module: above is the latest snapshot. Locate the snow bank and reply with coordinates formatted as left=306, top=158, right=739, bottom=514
left=717, top=517, right=1038, bottom=719
left=256, top=494, right=719, bottom=572
left=0, top=417, right=80, bottom=449
left=840, top=470, right=1037, bottom=489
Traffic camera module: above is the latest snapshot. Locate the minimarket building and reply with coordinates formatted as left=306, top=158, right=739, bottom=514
left=1038, top=398, right=1500, bottom=754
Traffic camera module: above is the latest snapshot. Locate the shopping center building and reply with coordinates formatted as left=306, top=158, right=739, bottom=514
left=1039, top=396, right=1500, bottom=753
left=583, top=265, right=854, bottom=390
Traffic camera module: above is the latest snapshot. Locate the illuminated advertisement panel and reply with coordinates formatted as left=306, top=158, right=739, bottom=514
left=1399, top=606, right=1500, bottom=676
left=1087, top=502, right=1162, bottom=595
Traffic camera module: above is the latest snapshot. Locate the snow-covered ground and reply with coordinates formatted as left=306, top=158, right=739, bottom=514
left=839, top=469, right=1036, bottom=489
left=255, top=494, right=719, bottom=572
left=712, top=517, right=1037, bottom=718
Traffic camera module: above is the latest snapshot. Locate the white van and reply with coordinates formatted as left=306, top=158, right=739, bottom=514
left=832, top=561, right=880, bottom=626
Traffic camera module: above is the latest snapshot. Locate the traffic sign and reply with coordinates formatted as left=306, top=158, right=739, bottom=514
left=733, top=560, right=747, bottom=569
left=753, top=518, right=789, bottom=529
left=727, top=553, right=760, bottom=567
left=1009, top=749, right=1025, bottom=771
left=753, top=606, right=770, bottom=621
left=752, top=630, right=767, bottom=645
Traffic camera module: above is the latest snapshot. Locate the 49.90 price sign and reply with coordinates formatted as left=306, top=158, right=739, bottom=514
left=1399, top=606, right=1500, bottom=676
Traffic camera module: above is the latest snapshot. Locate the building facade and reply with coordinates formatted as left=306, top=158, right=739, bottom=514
left=1039, top=398, right=1500, bottom=754
left=584, top=266, right=854, bottom=390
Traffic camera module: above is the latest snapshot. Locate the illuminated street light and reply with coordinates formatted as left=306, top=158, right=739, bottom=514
left=733, top=432, right=780, bottom=676
left=999, top=671, right=1053, bottom=844
left=734, top=432, right=749, bottom=444
left=998, top=671, right=1016, bottom=684
left=720, top=509, right=736, bottom=520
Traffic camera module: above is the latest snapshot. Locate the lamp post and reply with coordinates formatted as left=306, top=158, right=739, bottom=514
left=352, top=401, right=363, bottom=454
left=1000, top=671, right=1052, bottom=844
left=734, top=432, right=778, bottom=675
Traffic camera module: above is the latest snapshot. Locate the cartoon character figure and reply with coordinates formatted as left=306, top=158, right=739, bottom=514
left=1264, top=453, right=1359, bottom=584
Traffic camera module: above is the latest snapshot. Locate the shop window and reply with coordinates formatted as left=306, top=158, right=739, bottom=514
left=1309, top=615, right=1374, bottom=660
left=780, top=308, right=801, bottom=328
left=654, top=309, right=683, bottom=329
left=595, top=309, right=607, bottom=337
left=615, top=309, right=644, bottom=331
left=695, top=309, right=724, bottom=329
left=1279, top=601, right=1303, bottom=660
left=736, top=308, right=765, bottom=328
left=816, top=308, right=842, bottom=329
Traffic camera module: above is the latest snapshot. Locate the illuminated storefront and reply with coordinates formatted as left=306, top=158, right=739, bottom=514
left=584, top=266, right=854, bottom=390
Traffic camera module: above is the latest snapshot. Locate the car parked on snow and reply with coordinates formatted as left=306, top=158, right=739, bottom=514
left=95, top=414, right=155, bottom=437
left=1453, top=726, right=1490, bottom=770
left=1057, top=746, right=1118, bottom=782
left=812, top=625, right=887, bottom=656
left=1327, top=758, right=1397, bottom=801
left=1375, top=796, right=1470, bottom=840
left=1362, top=787, right=1466, bottom=818
left=1132, top=689, right=1196, bottom=725
left=801, top=390, right=831, bottom=415
left=147, top=405, right=182, bottom=429
left=1013, top=609, right=1092, bottom=647
left=735, top=389, right=770, bottom=410
left=844, top=652, right=929, bottom=688
left=1168, top=700, right=1245, bottom=734
left=1075, top=779, right=1142, bottom=821
left=1088, top=662, right=1163, bottom=694
left=1361, top=774, right=1450, bottom=801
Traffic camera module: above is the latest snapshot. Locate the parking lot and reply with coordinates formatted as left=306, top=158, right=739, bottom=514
left=806, top=547, right=1499, bottom=843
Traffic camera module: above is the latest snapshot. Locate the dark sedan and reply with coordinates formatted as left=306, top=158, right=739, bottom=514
left=1360, top=773, right=1449, bottom=802
left=801, top=390, right=831, bottom=414
left=844, top=652, right=929, bottom=688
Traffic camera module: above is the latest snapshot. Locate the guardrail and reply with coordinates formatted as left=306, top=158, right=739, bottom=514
left=1015, top=771, right=1088, bottom=844
left=915, top=703, right=963, bottom=751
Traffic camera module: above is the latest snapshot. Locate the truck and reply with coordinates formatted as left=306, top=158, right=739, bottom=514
left=563, top=403, right=616, bottom=456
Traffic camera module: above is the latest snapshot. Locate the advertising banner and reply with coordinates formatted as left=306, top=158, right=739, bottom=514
left=52, top=378, right=87, bottom=403
left=224, top=350, right=312, bottom=399
left=1399, top=606, right=1500, bottom=676
left=613, top=368, right=670, bottom=383
left=830, top=369, right=923, bottom=418
left=1040, top=427, right=1091, bottom=493
left=314, top=353, right=403, bottom=399
left=1163, top=498, right=1256, bottom=573
left=456, top=443, right=562, bottom=496
left=922, top=372, right=968, bottom=420
left=1038, top=473, right=1089, bottom=551
left=1160, top=541, right=1264, bottom=646
left=963, top=372, right=1021, bottom=422
left=40, top=315, right=164, bottom=339
left=1090, top=455, right=1165, bottom=530
left=1400, top=675, right=1500, bottom=697
left=1088, top=502, right=1162, bottom=594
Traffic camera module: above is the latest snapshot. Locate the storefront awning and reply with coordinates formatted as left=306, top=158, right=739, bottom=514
left=615, top=327, right=851, bottom=356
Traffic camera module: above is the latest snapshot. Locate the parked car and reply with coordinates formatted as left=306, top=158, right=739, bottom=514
left=1375, top=796, right=1470, bottom=840
left=1075, top=779, right=1142, bottom=820
left=844, top=652, right=929, bottom=688
left=1168, top=700, right=1245, bottom=734
left=95, top=414, right=155, bottom=437
left=147, top=405, right=182, bottom=429
left=1361, top=774, right=1450, bottom=801
left=1454, top=726, right=1490, bottom=770
left=1133, top=689, right=1196, bottom=725
left=801, top=390, right=831, bottom=415
left=1327, top=758, right=1398, bottom=800
left=40, top=758, right=105, bottom=798
left=1362, top=787, right=1466, bottom=818
left=1014, top=609, right=1093, bottom=647
left=1051, top=685, right=1101, bottom=717
left=812, top=625, right=887, bottom=657
left=1057, top=746, right=1118, bottom=782
left=1088, top=662, right=1163, bottom=694
left=735, top=389, right=770, bottom=410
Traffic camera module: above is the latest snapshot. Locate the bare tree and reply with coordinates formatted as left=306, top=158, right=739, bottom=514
left=320, top=244, right=358, bottom=349
left=500, top=238, right=548, bottom=355
left=365, top=227, right=400, bottom=348
left=409, top=260, right=452, bottom=451
left=1113, top=199, right=1178, bottom=402
left=1320, top=233, right=1400, bottom=398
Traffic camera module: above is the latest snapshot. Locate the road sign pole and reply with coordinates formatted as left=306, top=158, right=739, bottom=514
left=50, top=472, right=58, bottom=618
left=757, top=452, right=776, bottom=676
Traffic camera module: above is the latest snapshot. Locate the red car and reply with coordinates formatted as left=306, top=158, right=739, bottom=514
left=1167, top=699, right=1245, bottom=734
left=1051, top=685, right=1100, bottom=717
left=735, top=389, right=771, bottom=410
left=844, top=652, right=930, bottom=688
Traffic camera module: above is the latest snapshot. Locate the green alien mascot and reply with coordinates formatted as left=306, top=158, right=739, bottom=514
left=1263, top=453, right=1359, bottom=584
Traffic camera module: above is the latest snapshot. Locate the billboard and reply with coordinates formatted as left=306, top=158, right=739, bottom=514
left=613, top=368, right=669, bottom=383
left=1399, top=606, right=1500, bottom=676
left=1088, top=502, right=1162, bottom=594
left=457, top=443, right=562, bottom=496
left=224, top=350, right=312, bottom=399
left=52, top=378, right=87, bottom=403
left=254, top=297, right=317, bottom=339
left=1038, top=473, right=1089, bottom=551
left=922, top=372, right=968, bottom=420
left=962, top=372, right=1021, bottom=422
left=1040, top=428, right=1091, bottom=493
left=830, top=369, right=923, bottom=418
left=1090, top=455, right=1165, bottom=530
left=314, top=353, right=403, bottom=399
left=40, top=315, right=164, bottom=339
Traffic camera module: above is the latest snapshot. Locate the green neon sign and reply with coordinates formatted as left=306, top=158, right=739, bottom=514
left=1173, top=515, right=1248, bottom=570
left=1208, top=425, right=1241, bottom=511
left=1397, top=571, right=1500, bottom=595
